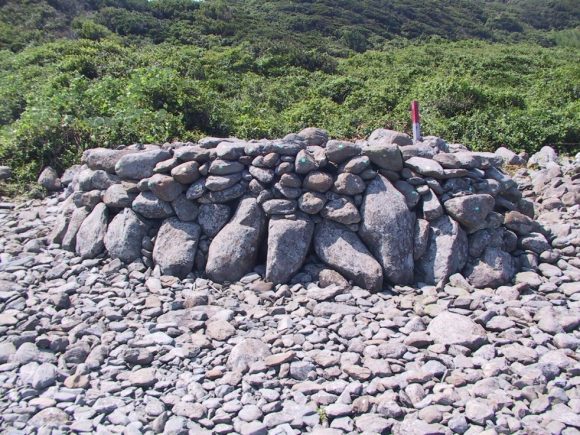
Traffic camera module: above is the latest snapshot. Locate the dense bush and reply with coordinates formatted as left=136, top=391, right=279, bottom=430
left=0, top=1, right=578, bottom=185
left=0, top=39, right=578, bottom=183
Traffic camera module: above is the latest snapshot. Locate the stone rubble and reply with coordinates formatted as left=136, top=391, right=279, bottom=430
left=37, top=128, right=566, bottom=291
left=0, top=138, right=578, bottom=433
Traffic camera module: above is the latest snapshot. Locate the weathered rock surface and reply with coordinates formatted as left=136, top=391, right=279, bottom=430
left=75, top=203, right=108, bottom=259
left=206, top=198, right=265, bottom=282
left=266, top=215, right=314, bottom=284
left=360, top=175, right=414, bottom=285
left=39, top=128, right=562, bottom=292
left=416, top=215, right=468, bottom=284
left=152, top=218, right=201, bottom=278
left=104, top=209, right=147, bottom=263
left=314, top=220, right=383, bottom=291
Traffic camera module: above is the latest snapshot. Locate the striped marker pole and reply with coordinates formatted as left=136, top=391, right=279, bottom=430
left=411, top=100, right=422, bottom=143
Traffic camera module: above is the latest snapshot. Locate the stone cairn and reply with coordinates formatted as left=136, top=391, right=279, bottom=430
left=49, top=128, right=536, bottom=291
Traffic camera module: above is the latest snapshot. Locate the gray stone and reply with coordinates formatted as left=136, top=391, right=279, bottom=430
left=202, top=181, right=247, bottom=203
left=363, top=144, right=403, bottom=171
left=520, top=233, right=550, bottom=253
left=171, top=161, right=200, bottom=184
left=105, top=208, right=147, bottom=263
left=198, top=204, right=231, bottom=237
left=422, top=188, right=444, bottom=221
left=321, top=197, right=360, bottom=225
left=227, top=338, right=271, bottom=373
left=444, top=194, right=495, bottom=231
left=249, top=166, right=275, bottom=184
left=171, top=195, right=199, bottom=222
left=266, top=214, right=314, bottom=284
left=298, top=127, right=328, bottom=146
left=428, top=311, right=487, bottom=350
left=32, top=363, right=57, bottom=390
left=303, top=171, right=333, bottom=192
left=368, top=128, right=413, bottom=146
left=314, top=220, right=383, bottom=291
left=38, top=167, right=61, bottom=191
left=326, top=140, right=361, bottom=163
left=174, top=145, right=212, bottom=162
left=528, top=146, right=557, bottom=168
left=83, top=147, right=134, bottom=172
left=340, top=155, right=370, bottom=174
left=185, top=178, right=207, bottom=200
left=206, top=320, right=235, bottom=341
left=115, top=149, right=171, bottom=179
left=395, top=180, right=420, bottom=208
left=91, top=169, right=120, bottom=189
left=0, top=342, right=16, bottom=363
left=148, top=174, right=183, bottom=202
left=0, top=165, right=10, bottom=181
left=76, top=203, right=108, bottom=259
left=405, top=157, right=445, bottom=178
left=103, top=184, right=135, bottom=209
left=354, top=414, right=392, bottom=433
left=414, top=219, right=430, bottom=260
left=464, top=247, right=516, bottom=288
left=153, top=218, right=200, bottom=278
left=216, top=141, right=246, bottom=159
left=465, top=399, right=494, bottom=425
left=29, top=407, right=69, bottom=428
left=416, top=215, right=468, bottom=284
left=295, top=149, right=319, bottom=174
left=132, top=192, right=174, bottom=219
left=333, top=173, right=366, bottom=195
left=209, top=159, right=244, bottom=175
left=206, top=198, right=266, bottom=282
left=298, top=192, right=326, bottom=214
left=262, top=199, right=297, bottom=215
left=359, top=175, right=414, bottom=285
left=61, top=206, right=90, bottom=250
left=206, top=173, right=243, bottom=191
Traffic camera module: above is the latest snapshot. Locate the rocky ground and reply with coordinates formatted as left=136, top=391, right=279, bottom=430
left=0, top=151, right=579, bottom=435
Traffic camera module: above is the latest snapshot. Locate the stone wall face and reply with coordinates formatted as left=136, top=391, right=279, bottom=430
left=50, top=128, right=535, bottom=289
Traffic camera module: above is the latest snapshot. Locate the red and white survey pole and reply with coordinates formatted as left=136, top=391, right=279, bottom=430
left=411, top=100, right=422, bottom=143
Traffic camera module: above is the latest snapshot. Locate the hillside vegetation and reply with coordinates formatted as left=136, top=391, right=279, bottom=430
left=0, top=0, right=579, bottom=183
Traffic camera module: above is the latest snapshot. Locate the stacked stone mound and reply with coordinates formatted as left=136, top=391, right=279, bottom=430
left=49, top=128, right=535, bottom=291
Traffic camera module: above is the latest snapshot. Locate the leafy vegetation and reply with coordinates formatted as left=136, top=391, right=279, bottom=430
left=0, top=0, right=578, bottom=184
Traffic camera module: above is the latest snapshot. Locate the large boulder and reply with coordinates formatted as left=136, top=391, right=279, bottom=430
left=298, top=127, right=329, bottom=146
left=148, top=174, right=183, bottom=202
left=75, top=203, right=108, bottom=259
left=227, top=338, right=271, bottom=373
left=427, top=311, right=487, bottom=350
left=82, top=148, right=135, bottom=173
left=61, top=207, right=90, bottom=250
left=115, top=149, right=171, bottom=180
left=104, top=209, right=148, bottom=263
left=206, top=197, right=266, bottom=282
left=38, top=167, right=61, bottom=191
left=266, top=214, right=314, bottom=284
left=359, top=175, right=414, bottom=285
left=152, top=218, right=201, bottom=279
left=444, top=194, right=495, bottom=232
left=416, top=215, right=468, bottom=284
left=132, top=192, right=174, bottom=219
left=405, top=157, right=445, bottom=178
left=463, top=247, right=516, bottom=288
left=362, top=144, right=403, bottom=171
left=0, top=166, right=11, bottom=181
left=367, top=129, right=413, bottom=146
left=198, top=204, right=231, bottom=237
left=314, top=220, right=383, bottom=292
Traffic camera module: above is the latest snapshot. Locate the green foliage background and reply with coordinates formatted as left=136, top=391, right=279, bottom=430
left=0, top=0, right=578, bottom=183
